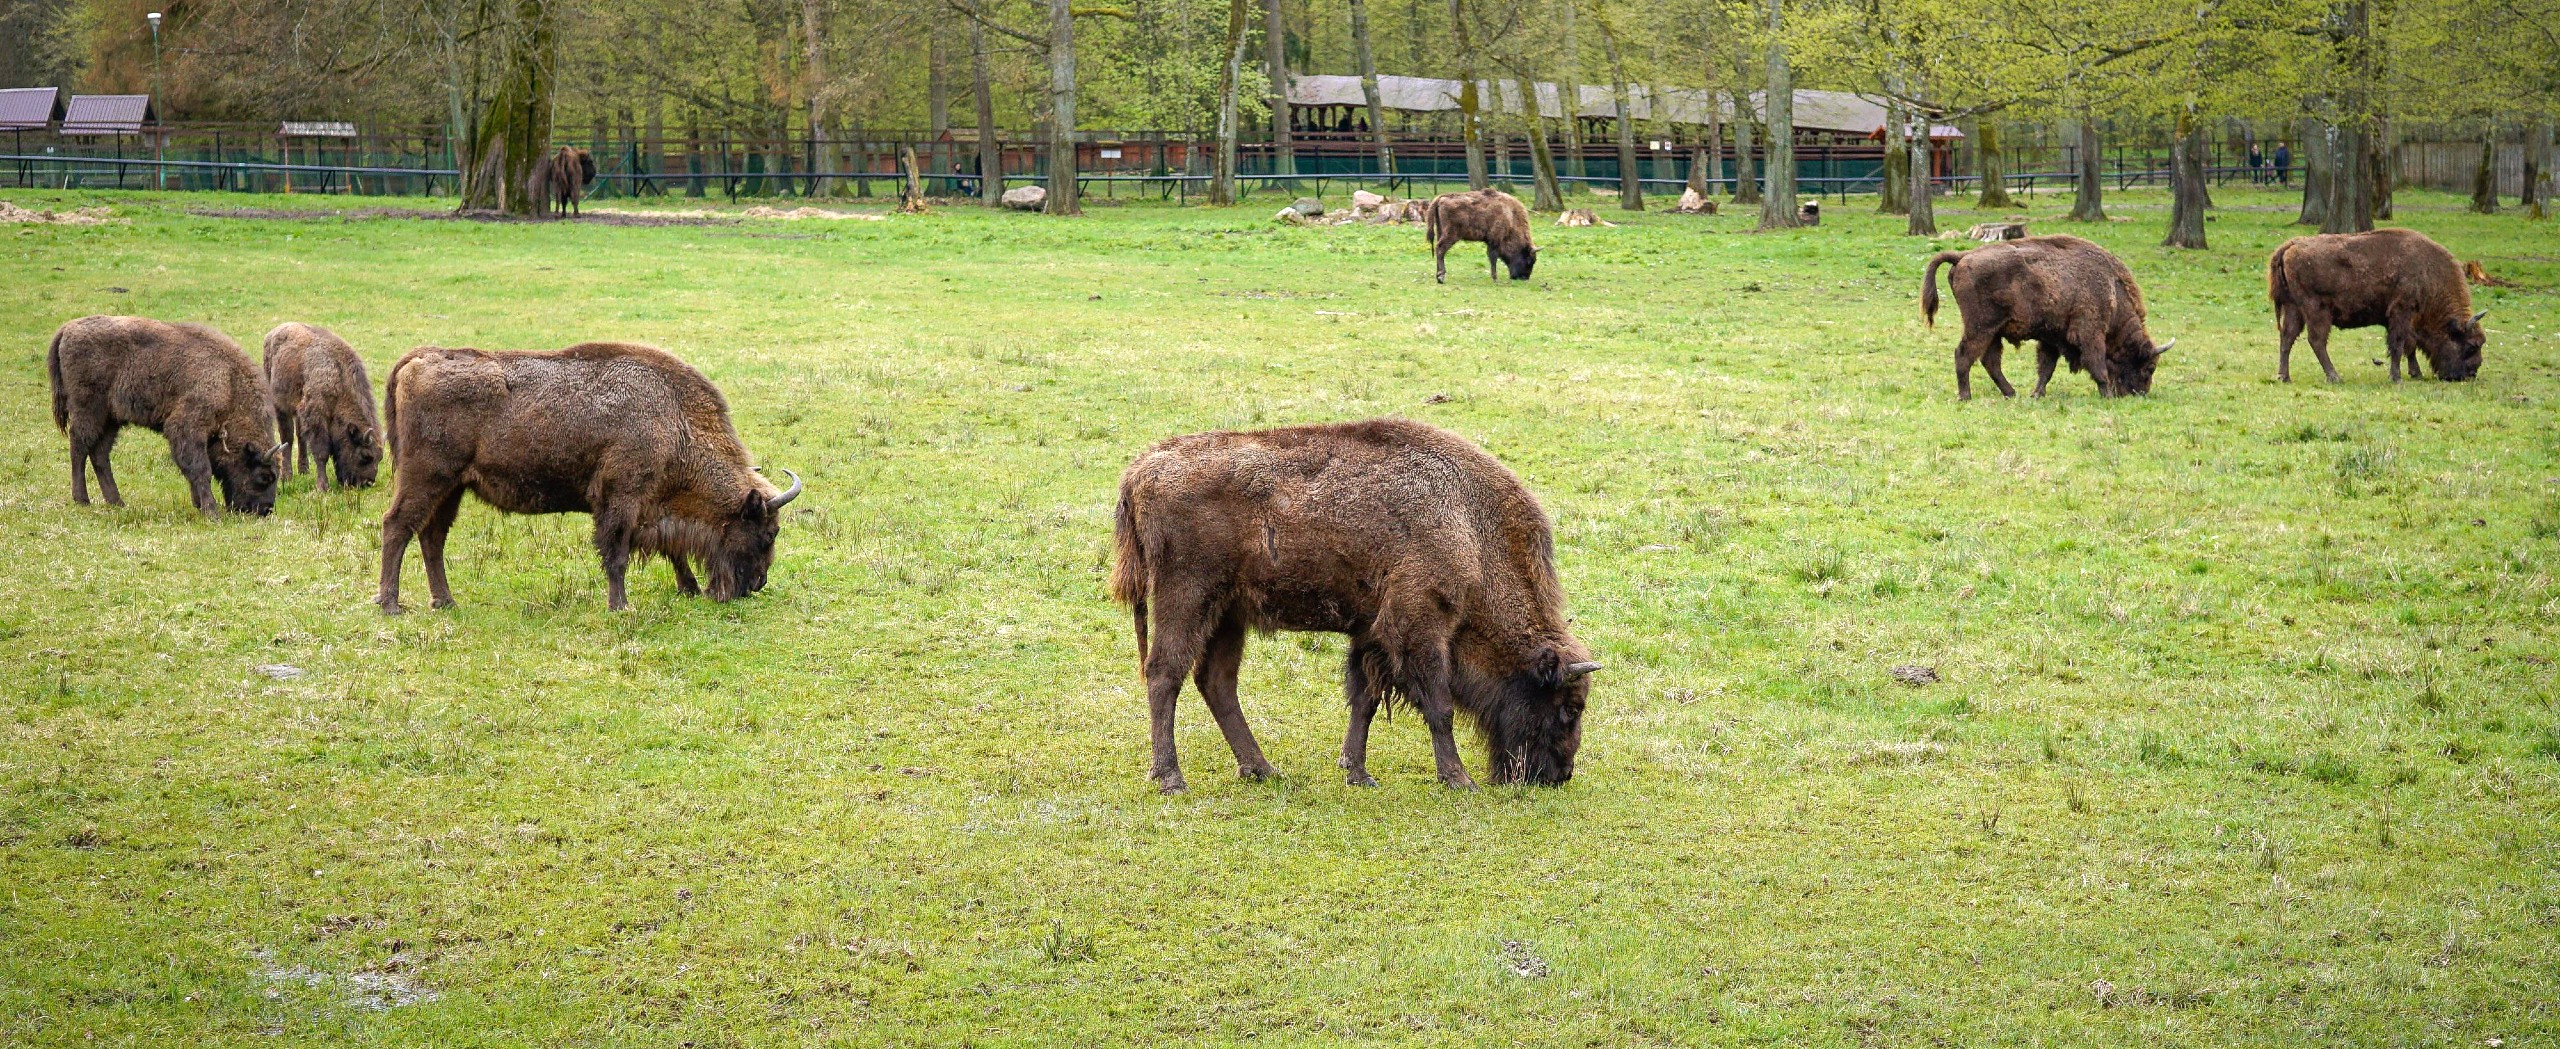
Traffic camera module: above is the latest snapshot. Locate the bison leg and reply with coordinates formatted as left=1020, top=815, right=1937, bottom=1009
left=2277, top=305, right=2307, bottom=382
left=303, top=423, right=333, bottom=493
left=593, top=514, right=637, bottom=611
left=66, top=424, right=97, bottom=505
left=2032, top=339, right=2063, bottom=397
left=670, top=555, right=702, bottom=596
left=1139, top=582, right=1217, bottom=794
left=1433, top=236, right=1453, bottom=284
left=164, top=425, right=221, bottom=517
left=88, top=428, right=123, bottom=507
left=276, top=409, right=298, bottom=476
left=1193, top=612, right=1276, bottom=781
left=2072, top=322, right=2116, bottom=396
left=1486, top=243, right=1500, bottom=282
left=377, top=482, right=452, bottom=613
left=2305, top=315, right=2342, bottom=384
left=1954, top=328, right=1999, bottom=401
left=1404, top=648, right=1476, bottom=791
left=1339, top=639, right=1382, bottom=787
left=1980, top=342, right=2020, bottom=399
left=417, top=486, right=466, bottom=609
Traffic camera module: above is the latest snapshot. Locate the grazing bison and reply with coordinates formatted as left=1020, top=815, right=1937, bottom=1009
left=1426, top=189, right=1537, bottom=283
left=1109, top=419, right=1600, bottom=793
left=1922, top=235, right=2173, bottom=400
left=526, top=146, right=597, bottom=219
left=375, top=342, right=800, bottom=613
left=2267, top=228, right=2486, bottom=383
left=46, top=315, right=282, bottom=516
left=262, top=323, right=383, bottom=491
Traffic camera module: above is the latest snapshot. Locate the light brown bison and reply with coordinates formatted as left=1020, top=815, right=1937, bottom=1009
left=375, top=342, right=799, bottom=613
left=526, top=146, right=597, bottom=219
left=2268, top=228, right=2486, bottom=383
left=1923, top=235, right=2173, bottom=400
left=1108, top=419, right=1599, bottom=793
left=1426, top=189, right=1537, bottom=283
left=46, top=315, right=282, bottom=516
left=262, top=323, right=382, bottom=491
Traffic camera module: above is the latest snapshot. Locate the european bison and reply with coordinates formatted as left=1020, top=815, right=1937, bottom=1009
left=1922, top=235, right=2173, bottom=400
left=2268, top=228, right=2486, bottom=383
left=46, top=315, right=282, bottom=516
left=526, top=146, right=597, bottom=219
left=262, top=323, right=383, bottom=491
left=1108, top=419, right=1600, bottom=793
left=375, top=342, right=799, bottom=613
left=1426, top=189, right=1537, bottom=283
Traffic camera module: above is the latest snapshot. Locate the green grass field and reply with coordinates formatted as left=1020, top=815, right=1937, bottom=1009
left=2, top=182, right=2555, bottom=1047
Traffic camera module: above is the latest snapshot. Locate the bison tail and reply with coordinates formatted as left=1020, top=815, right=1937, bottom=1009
left=2266, top=240, right=2292, bottom=316
left=1108, top=479, right=1148, bottom=656
left=382, top=351, right=415, bottom=459
left=46, top=327, right=67, bottom=431
left=1921, top=251, right=1964, bottom=328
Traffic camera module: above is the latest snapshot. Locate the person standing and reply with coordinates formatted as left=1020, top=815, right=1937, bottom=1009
left=2248, top=142, right=2266, bottom=184
left=2274, top=141, right=2292, bottom=186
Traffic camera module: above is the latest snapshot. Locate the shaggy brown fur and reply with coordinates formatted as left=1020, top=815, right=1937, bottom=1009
left=1425, top=189, right=1537, bottom=283
left=2268, top=228, right=2485, bottom=383
left=262, top=323, right=382, bottom=491
left=46, top=315, right=281, bottom=516
left=525, top=147, right=597, bottom=219
left=1109, top=418, right=1599, bottom=793
left=375, top=341, right=799, bottom=613
left=1922, top=235, right=2172, bottom=400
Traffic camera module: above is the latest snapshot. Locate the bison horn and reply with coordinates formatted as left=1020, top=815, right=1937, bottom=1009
left=267, top=441, right=287, bottom=459
left=766, top=468, right=802, bottom=510
left=2156, top=338, right=2175, bottom=354
left=2472, top=310, right=2488, bottom=325
left=1563, top=661, right=1602, bottom=680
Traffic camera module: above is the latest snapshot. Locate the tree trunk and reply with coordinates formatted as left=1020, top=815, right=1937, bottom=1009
left=1264, top=0, right=1298, bottom=187
left=1044, top=0, right=1081, bottom=215
left=2322, top=119, right=2370, bottom=233
left=1906, top=118, right=1935, bottom=236
left=2470, top=130, right=2497, bottom=214
left=1212, top=0, right=1250, bottom=204
left=1561, top=1, right=1585, bottom=180
left=1756, top=0, right=1798, bottom=229
left=1594, top=10, right=1641, bottom=210
left=458, top=0, right=554, bottom=215
left=1687, top=146, right=1707, bottom=196
left=1975, top=120, right=2013, bottom=207
left=2165, top=111, right=2207, bottom=249
left=2066, top=118, right=2105, bottom=222
left=2366, top=116, right=2392, bottom=219
left=2296, top=115, right=2328, bottom=225
left=1731, top=88, right=1760, bottom=204
left=1528, top=109, right=1563, bottom=210
left=802, top=0, right=833, bottom=197
left=1348, top=0, right=1395, bottom=179
left=928, top=2, right=951, bottom=183
left=970, top=17, right=1002, bottom=206
left=1450, top=0, right=1489, bottom=189
left=1880, top=106, right=1908, bottom=214
left=641, top=86, right=664, bottom=196
left=2525, top=121, right=2550, bottom=220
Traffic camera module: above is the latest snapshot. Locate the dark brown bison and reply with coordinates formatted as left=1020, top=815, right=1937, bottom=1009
left=375, top=341, right=800, bottom=613
left=2268, top=228, right=2486, bottom=383
left=526, top=146, right=597, bottom=219
left=262, top=323, right=382, bottom=491
left=1923, top=235, right=2173, bottom=400
left=46, top=315, right=282, bottom=516
left=1109, top=419, right=1599, bottom=793
left=1426, top=189, right=1537, bottom=283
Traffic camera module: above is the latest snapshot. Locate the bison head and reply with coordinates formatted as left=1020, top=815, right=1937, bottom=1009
left=574, top=148, right=597, bottom=187
left=706, top=468, right=800, bottom=601
left=334, top=426, right=383, bottom=489
left=1503, top=244, right=1538, bottom=281
left=2109, top=337, right=2172, bottom=396
left=2425, top=310, right=2486, bottom=381
left=1478, top=645, right=1599, bottom=786
left=215, top=437, right=282, bottom=516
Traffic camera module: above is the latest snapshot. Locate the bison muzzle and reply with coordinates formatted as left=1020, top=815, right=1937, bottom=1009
left=375, top=341, right=800, bottom=612
left=1110, top=419, right=1598, bottom=793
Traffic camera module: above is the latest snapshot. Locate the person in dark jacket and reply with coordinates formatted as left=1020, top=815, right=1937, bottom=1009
left=2274, top=142, right=2292, bottom=186
left=2248, top=143, right=2266, bottom=184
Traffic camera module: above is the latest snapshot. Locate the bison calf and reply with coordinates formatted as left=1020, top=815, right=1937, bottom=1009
left=1110, top=419, right=1599, bottom=793
left=2268, top=228, right=2485, bottom=383
left=1923, top=235, right=2173, bottom=400
left=526, top=147, right=597, bottom=219
left=263, top=323, right=383, bottom=491
left=1426, top=189, right=1537, bottom=283
left=47, top=315, right=282, bottom=516
left=376, top=342, right=799, bottom=612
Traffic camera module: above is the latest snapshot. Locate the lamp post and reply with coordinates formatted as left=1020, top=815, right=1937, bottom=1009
left=147, top=12, right=163, bottom=189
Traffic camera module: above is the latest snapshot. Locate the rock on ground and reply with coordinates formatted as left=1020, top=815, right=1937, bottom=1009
left=1000, top=186, right=1048, bottom=211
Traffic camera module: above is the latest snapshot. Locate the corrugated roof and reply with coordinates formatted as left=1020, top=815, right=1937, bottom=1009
left=1288, top=76, right=1958, bottom=137
left=0, top=87, right=63, bottom=130
left=61, top=94, right=153, bottom=134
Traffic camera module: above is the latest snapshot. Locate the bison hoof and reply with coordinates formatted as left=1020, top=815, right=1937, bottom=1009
left=430, top=598, right=455, bottom=610
left=1440, top=774, right=1480, bottom=792
left=377, top=600, right=405, bottom=616
left=1238, top=763, right=1276, bottom=782
left=1345, top=771, right=1379, bottom=788
left=1155, top=776, right=1188, bottom=796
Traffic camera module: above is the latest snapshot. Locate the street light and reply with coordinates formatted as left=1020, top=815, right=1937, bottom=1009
left=147, top=12, right=163, bottom=189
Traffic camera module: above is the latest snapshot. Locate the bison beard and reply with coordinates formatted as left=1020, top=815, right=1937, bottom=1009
left=374, top=342, right=800, bottom=612
left=1109, top=419, right=1599, bottom=793
left=1922, top=235, right=2172, bottom=400
left=263, top=323, right=383, bottom=491
left=1426, top=189, right=1538, bottom=283
left=2268, top=228, right=2486, bottom=384
left=46, top=315, right=283, bottom=517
